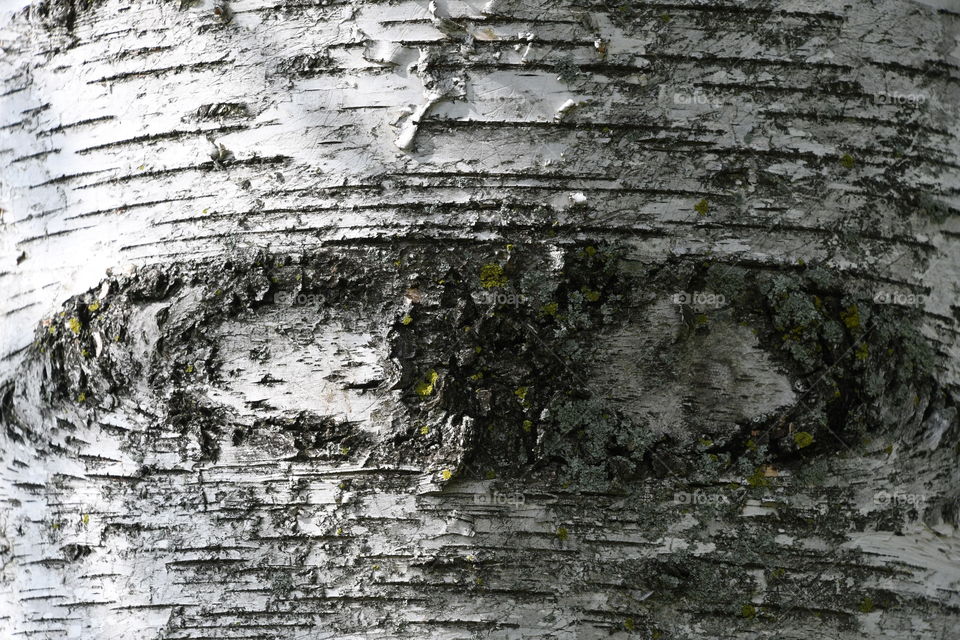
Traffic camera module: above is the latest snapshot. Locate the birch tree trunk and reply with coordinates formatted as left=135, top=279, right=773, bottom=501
left=1, top=0, right=960, bottom=638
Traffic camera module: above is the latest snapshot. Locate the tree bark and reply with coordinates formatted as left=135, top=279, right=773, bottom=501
left=1, top=0, right=959, bottom=638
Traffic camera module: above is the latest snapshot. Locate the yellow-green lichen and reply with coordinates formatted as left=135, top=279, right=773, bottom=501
left=479, top=263, right=507, bottom=289
left=415, top=370, right=439, bottom=396
left=747, top=467, right=770, bottom=487
left=793, top=431, right=814, bottom=449
left=841, top=304, right=860, bottom=329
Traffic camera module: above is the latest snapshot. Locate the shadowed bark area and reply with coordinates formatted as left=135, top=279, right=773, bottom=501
left=1, top=0, right=959, bottom=638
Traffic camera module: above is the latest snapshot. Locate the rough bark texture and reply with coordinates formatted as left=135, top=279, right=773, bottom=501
left=1, top=0, right=960, bottom=638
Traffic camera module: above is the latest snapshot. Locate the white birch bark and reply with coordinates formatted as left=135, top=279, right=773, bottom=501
left=1, top=0, right=960, bottom=638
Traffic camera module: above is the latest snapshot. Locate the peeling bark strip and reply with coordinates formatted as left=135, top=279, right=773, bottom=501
left=1, top=0, right=960, bottom=639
